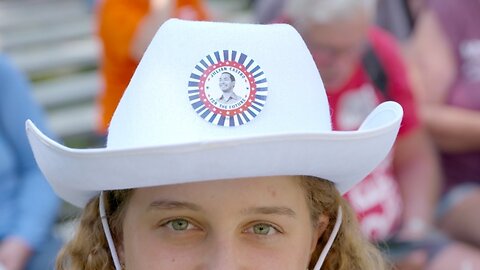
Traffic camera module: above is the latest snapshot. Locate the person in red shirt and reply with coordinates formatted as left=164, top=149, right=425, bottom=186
left=96, top=0, right=210, bottom=133
left=286, top=0, right=480, bottom=269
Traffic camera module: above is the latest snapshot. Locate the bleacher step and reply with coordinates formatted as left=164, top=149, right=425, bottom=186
left=48, top=103, right=97, bottom=139
left=0, top=0, right=87, bottom=31
left=33, top=70, right=99, bottom=109
left=9, top=37, right=99, bottom=78
left=1, top=17, right=93, bottom=50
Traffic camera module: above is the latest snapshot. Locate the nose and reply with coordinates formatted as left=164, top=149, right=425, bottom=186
left=202, top=236, right=245, bottom=270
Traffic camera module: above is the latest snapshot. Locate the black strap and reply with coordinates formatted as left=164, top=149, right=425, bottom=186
left=401, top=0, right=415, bottom=30
left=362, top=44, right=389, bottom=99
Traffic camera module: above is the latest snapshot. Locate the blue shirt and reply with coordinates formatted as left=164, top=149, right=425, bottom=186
left=0, top=54, right=60, bottom=250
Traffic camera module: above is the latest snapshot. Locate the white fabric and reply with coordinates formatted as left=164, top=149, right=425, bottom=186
left=25, top=19, right=403, bottom=208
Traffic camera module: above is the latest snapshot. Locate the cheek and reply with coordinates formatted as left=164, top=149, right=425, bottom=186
left=122, top=231, right=314, bottom=270
left=312, top=52, right=331, bottom=69
left=249, top=245, right=312, bottom=269
left=319, top=62, right=357, bottom=88
left=123, top=230, right=202, bottom=270
left=239, top=232, right=315, bottom=269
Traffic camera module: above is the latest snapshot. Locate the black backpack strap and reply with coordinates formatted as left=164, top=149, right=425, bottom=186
left=401, top=0, right=415, bottom=30
left=362, top=44, right=389, bottom=99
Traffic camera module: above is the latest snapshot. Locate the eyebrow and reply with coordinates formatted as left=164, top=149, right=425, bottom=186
left=241, top=207, right=296, bottom=218
left=147, top=200, right=203, bottom=212
left=147, top=201, right=296, bottom=218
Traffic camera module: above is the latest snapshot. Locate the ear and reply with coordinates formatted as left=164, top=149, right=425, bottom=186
left=310, top=214, right=329, bottom=253
left=118, top=242, right=125, bottom=266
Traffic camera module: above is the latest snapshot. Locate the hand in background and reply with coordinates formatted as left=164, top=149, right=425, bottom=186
left=396, top=250, right=428, bottom=270
left=150, top=0, right=175, bottom=13
left=0, top=237, right=32, bottom=270
left=130, top=0, right=177, bottom=60
left=396, top=218, right=431, bottom=242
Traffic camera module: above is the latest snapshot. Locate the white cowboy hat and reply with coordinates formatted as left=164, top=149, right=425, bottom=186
left=26, top=19, right=403, bottom=208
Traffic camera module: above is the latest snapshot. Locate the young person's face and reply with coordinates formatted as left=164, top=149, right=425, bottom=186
left=120, top=176, right=327, bottom=269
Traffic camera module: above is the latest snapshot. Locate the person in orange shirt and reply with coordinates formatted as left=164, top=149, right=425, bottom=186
left=96, top=0, right=210, bottom=133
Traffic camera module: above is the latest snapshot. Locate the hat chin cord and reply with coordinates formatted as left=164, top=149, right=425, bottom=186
left=313, top=206, right=343, bottom=270
left=99, top=192, right=123, bottom=270
left=99, top=192, right=343, bottom=270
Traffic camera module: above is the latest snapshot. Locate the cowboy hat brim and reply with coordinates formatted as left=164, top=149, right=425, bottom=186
left=26, top=101, right=402, bottom=208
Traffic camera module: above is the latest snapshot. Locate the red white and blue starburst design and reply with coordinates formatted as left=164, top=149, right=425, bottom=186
left=188, top=50, right=268, bottom=127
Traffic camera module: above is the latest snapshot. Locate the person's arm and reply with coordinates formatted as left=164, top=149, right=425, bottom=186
left=97, top=0, right=173, bottom=65
left=0, top=56, right=60, bottom=268
left=371, top=27, right=442, bottom=240
left=393, top=127, right=442, bottom=240
left=421, top=105, right=480, bottom=153
left=408, top=10, right=480, bottom=153
left=130, top=0, right=176, bottom=60
left=99, top=0, right=209, bottom=62
left=408, top=10, right=454, bottom=104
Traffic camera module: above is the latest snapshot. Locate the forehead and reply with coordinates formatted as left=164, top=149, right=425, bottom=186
left=130, top=176, right=307, bottom=210
left=302, top=14, right=370, bottom=46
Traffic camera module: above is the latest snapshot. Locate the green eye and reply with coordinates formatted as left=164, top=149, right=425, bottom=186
left=169, top=219, right=190, bottom=231
left=253, top=223, right=272, bottom=235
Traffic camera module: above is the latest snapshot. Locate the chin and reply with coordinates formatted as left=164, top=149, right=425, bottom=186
left=324, top=76, right=348, bottom=90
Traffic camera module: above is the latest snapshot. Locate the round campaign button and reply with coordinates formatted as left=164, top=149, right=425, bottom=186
left=188, top=50, right=268, bottom=127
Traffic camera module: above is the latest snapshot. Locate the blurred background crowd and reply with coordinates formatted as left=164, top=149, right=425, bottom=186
left=0, top=0, right=479, bottom=269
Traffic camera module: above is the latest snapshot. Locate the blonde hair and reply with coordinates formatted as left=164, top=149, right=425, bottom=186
left=55, top=190, right=132, bottom=270
left=56, top=177, right=388, bottom=270
left=299, top=176, right=388, bottom=269
left=286, top=0, right=378, bottom=28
